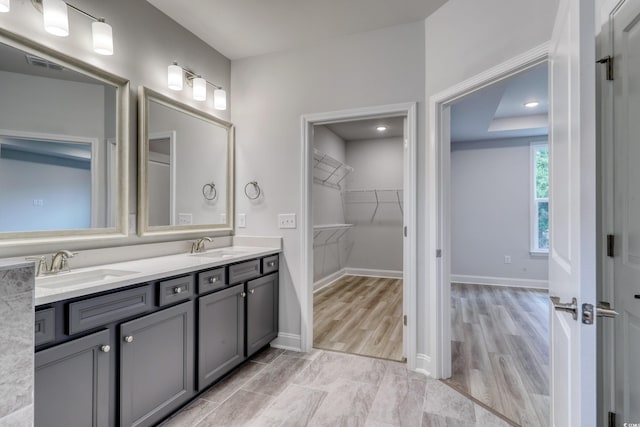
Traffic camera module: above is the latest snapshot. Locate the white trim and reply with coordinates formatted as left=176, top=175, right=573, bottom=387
left=301, top=102, right=418, bottom=371
left=415, top=353, right=432, bottom=378
left=427, top=43, right=550, bottom=379
left=344, top=268, right=403, bottom=279
left=270, top=333, right=302, bottom=352
left=451, top=274, right=548, bottom=289
left=313, top=268, right=346, bottom=292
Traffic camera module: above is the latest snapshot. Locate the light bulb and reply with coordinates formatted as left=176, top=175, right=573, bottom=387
left=42, top=0, right=69, bottom=37
left=214, top=88, right=226, bottom=110
left=167, top=64, right=183, bottom=91
left=524, top=101, right=540, bottom=108
left=92, top=20, right=113, bottom=55
left=0, top=0, right=10, bottom=13
left=193, top=77, right=206, bottom=101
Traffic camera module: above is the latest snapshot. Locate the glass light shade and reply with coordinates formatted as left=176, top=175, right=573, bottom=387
left=214, top=88, right=227, bottom=110
left=0, top=0, right=10, bottom=13
left=167, top=64, right=183, bottom=91
left=42, top=0, right=69, bottom=37
left=193, top=77, right=206, bottom=101
left=92, top=21, right=113, bottom=55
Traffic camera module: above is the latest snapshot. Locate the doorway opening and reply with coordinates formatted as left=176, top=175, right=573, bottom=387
left=301, top=103, right=417, bottom=368
left=430, top=54, right=551, bottom=425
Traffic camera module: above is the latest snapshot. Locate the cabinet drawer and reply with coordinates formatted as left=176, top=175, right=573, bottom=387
left=35, top=308, right=56, bottom=346
left=228, top=259, right=260, bottom=284
left=262, top=255, right=279, bottom=274
left=68, top=285, right=153, bottom=335
left=198, top=268, right=227, bottom=294
left=158, top=276, right=194, bottom=307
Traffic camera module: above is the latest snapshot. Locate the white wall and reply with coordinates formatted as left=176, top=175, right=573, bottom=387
left=345, top=137, right=403, bottom=272
left=312, top=126, right=349, bottom=283
left=232, top=21, right=426, bottom=345
left=450, top=137, right=548, bottom=285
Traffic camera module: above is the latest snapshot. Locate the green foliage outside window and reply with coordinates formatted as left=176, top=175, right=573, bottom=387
left=535, top=146, right=549, bottom=250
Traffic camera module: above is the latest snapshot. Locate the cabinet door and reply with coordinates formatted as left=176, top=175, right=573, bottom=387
left=198, top=284, right=246, bottom=390
left=35, top=329, right=110, bottom=427
left=120, top=301, right=194, bottom=427
left=246, top=273, right=279, bottom=357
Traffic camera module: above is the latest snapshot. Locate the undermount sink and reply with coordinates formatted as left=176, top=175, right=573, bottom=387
left=36, top=269, right=140, bottom=289
left=191, top=248, right=249, bottom=259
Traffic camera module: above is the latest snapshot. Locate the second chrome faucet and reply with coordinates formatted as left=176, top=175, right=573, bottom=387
left=26, top=250, right=78, bottom=276
left=191, top=237, right=213, bottom=254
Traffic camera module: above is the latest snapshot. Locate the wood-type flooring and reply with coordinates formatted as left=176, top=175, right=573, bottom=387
left=313, top=275, right=404, bottom=362
left=446, top=283, right=550, bottom=427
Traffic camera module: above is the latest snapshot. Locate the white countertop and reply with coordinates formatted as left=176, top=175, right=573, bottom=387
left=34, top=246, right=280, bottom=306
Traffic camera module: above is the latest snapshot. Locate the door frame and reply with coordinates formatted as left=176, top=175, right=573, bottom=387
left=300, top=102, right=418, bottom=369
left=428, top=43, right=550, bottom=378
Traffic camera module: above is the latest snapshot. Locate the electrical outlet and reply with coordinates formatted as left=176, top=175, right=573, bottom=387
left=504, top=255, right=512, bottom=264
left=238, top=213, right=246, bottom=228
left=178, top=213, right=192, bottom=225
left=33, top=199, right=44, bottom=206
left=278, top=213, right=296, bottom=229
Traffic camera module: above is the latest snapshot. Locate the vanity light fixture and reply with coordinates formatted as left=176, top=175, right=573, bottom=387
left=166, top=62, right=227, bottom=110
left=0, top=0, right=10, bottom=13
left=524, top=101, right=540, bottom=108
left=376, top=125, right=388, bottom=132
left=34, top=0, right=114, bottom=55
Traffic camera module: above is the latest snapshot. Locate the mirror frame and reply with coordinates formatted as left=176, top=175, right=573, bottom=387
left=0, top=28, right=130, bottom=247
left=137, top=86, right=235, bottom=237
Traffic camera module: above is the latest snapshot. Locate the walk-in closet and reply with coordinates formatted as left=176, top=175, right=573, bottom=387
left=311, top=117, right=405, bottom=362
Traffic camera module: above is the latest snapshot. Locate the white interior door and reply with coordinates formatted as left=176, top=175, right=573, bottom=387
left=612, top=0, right=640, bottom=424
left=548, top=0, right=597, bottom=426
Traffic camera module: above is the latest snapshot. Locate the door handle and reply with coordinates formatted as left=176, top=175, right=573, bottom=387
left=550, top=296, right=578, bottom=320
left=582, top=301, right=619, bottom=324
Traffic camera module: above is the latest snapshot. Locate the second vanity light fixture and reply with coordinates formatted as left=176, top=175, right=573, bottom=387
left=0, top=0, right=115, bottom=55
left=168, top=62, right=227, bottom=110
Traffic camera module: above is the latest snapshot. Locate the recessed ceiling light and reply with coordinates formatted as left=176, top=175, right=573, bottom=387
left=376, top=126, right=387, bottom=132
left=524, top=101, right=540, bottom=108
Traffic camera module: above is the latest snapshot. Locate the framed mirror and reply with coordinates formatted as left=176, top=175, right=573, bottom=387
left=0, top=29, right=129, bottom=247
left=138, top=87, right=234, bottom=237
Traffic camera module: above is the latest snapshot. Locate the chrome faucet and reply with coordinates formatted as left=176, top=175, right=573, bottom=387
left=191, top=237, right=213, bottom=254
left=48, top=250, right=78, bottom=274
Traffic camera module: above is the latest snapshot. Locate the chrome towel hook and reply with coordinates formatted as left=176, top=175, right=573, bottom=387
left=244, top=181, right=261, bottom=200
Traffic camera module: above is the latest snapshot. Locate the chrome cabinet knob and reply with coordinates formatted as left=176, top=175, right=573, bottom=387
left=249, top=289, right=255, bottom=294
left=100, top=345, right=111, bottom=353
left=173, top=287, right=183, bottom=294
left=268, top=262, right=275, bottom=267
left=208, top=277, right=218, bottom=284
left=124, top=335, right=134, bottom=343
left=240, top=292, right=246, bottom=298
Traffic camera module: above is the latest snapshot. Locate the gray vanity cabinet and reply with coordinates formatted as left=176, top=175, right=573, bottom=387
left=246, top=273, right=279, bottom=357
left=119, top=301, right=194, bottom=427
left=197, top=284, right=246, bottom=390
left=35, top=329, right=110, bottom=427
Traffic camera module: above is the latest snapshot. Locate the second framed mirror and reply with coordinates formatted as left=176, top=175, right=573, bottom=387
left=138, top=86, right=234, bottom=237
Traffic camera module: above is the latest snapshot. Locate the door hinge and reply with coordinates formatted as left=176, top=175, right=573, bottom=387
left=403, top=315, right=407, bottom=326
left=608, top=411, right=616, bottom=427
left=597, top=56, right=614, bottom=81
left=404, top=226, right=407, bottom=237
left=607, top=234, right=615, bottom=258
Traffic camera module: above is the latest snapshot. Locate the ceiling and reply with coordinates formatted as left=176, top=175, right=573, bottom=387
left=146, top=0, right=448, bottom=60
left=325, top=116, right=404, bottom=141
left=450, top=62, right=548, bottom=142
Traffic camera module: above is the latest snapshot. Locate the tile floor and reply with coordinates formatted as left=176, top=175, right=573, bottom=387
left=161, top=347, right=513, bottom=427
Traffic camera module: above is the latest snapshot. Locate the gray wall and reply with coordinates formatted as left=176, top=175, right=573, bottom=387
left=0, top=0, right=231, bottom=257
left=232, top=21, right=427, bottom=341
left=345, top=137, right=403, bottom=272
left=450, top=138, right=548, bottom=284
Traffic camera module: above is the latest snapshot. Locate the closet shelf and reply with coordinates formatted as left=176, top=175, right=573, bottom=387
left=313, top=223, right=353, bottom=246
left=313, top=148, right=354, bottom=190
left=342, top=189, right=403, bottom=220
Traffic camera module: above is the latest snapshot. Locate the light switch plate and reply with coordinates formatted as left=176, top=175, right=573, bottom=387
left=178, top=213, right=193, bottom=225
left=278, top=213, right=296, bottom=229
left=128, top=214, right=136, bottom=234
left=238, top=213, right=246, bottom=228
left=220, top=213, right=227, bottom=223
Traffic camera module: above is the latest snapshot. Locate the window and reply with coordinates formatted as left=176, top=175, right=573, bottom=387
left=531, top=142, right=549, bottom=253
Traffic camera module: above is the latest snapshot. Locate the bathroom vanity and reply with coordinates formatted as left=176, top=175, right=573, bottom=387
left=33, top=247, right=279, bottom=427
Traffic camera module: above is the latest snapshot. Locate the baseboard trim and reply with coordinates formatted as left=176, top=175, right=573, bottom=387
left=450, top=274, right=548, bottom=289
left=313, top=269, right=346, bottom=292
left=270, top=333, right=301, bottom=351
left=415, top=353, right=432, bottom=378
left=344, top=268, right=403, bottom=279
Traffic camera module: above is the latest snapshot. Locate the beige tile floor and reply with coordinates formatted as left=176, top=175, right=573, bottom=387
left=161, top=347, right=513, bottom=427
